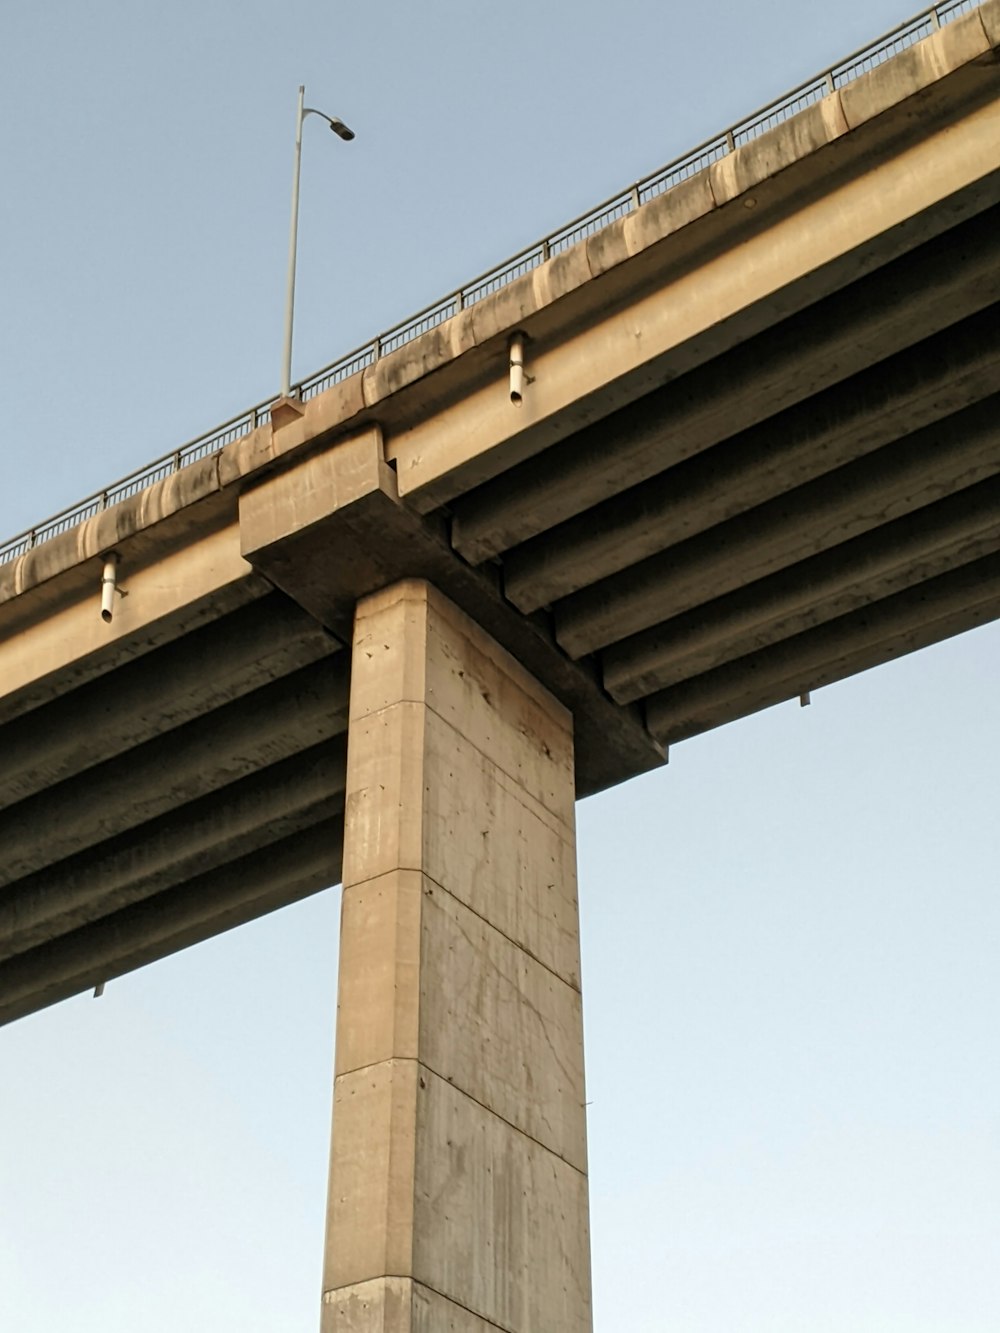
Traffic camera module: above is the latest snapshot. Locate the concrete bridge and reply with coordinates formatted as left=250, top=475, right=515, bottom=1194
left=2, top=3, right=999, bottom=1327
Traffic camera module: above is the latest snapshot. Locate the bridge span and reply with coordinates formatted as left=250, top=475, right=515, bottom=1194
left=2, top=4, right=999, bottom=1328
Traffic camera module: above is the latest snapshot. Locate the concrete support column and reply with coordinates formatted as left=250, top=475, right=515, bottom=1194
left=322, top=579, right=592, bottom=1332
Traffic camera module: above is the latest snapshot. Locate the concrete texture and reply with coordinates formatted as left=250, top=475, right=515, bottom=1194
left=324, top=1276, right=503, bottom=1332
left=2, top=11, right=999, bottom=1023
left=0, top=739, right=347, bottom=961
left=0, top=592, right=335, bottom=809
left=0, top=819, right=344, bottom=1026
left=0, top=517, right=264, bottom=721
left=554, top=396, right=1000, bottom=658
left=501, top=285, right=1000, bottom=615
left=240, top=423, right=663, bottom=796
left=322, top=581, right=591, bottom=1332
left=5, top=1, right=998, bottom=606
left=644, top=553, right=1000, bottom=745
left=450, top=116, right=1000, bottom=562
left=603, top=478, right=1000, bottom=702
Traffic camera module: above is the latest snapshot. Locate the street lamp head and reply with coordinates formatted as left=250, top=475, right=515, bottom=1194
left=328, top=117, right=355, bottom=141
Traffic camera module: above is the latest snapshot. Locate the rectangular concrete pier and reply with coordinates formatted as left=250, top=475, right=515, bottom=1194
left=322, top=580, right=592, bottom=1332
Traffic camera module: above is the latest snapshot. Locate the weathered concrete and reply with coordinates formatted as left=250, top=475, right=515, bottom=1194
left=645, top=551, right=1000, bottom=745
left=0, top=515, right=265, bottom=723
left=0, top=738, right=347, bottom=961
left=554, top=395, right=1000, bottom=658
left=322, top=581, right=591, bottom=1332
left=0, top=819, right=344, bottom=1027
left=0, top=592, right=336, bottom=810
left=239, top=424, right=663, bottom=797
left=408, top=77, right=1000, bottom=523
left=501, top=283, right=1000, bottom=614
left=2, top=6, right=999, bottom=1025
left=453, top=188, right=1000, bottom=567
left=6, top=3, right=999, bottom=611
left=603, top=476, right=1000, bottom=702
left=0, top=657, right=348, bottom=886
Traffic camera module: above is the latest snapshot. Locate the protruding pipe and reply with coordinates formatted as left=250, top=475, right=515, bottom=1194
left=509, top=332, right=526, bottom=405
left=101, top=553, right=119, bottom=624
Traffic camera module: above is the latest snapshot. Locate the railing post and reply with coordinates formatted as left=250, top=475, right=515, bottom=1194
left=373, top=337, right=381, bottom=362
left=630, top=185, right=641, bottom=211
left=725, top=129, right=736, bottom=153
left=930, top=6, right=941, bottom=28
left=825, top=70, right=836, bottom=94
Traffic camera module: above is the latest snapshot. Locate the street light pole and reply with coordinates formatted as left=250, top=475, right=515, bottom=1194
left=280, top=86, right=307, bottom=402
left=280, top=85, right=355, bottom=402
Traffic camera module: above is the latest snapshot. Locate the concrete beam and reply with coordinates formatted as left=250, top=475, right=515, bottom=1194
left=555, top=396, right=1000, bottom=657
left=0, top=516, right=265, bottom=725
left=604, top=477, right=1000, bottom=701
left=0, top=593, right=338, bottom=810
left=645, top=551, right=1000, bottom=745
left=5, top=19, right=998, bottom=621
left=0, top=820, right=344, bottom=1027
left=240, top=427, right=664, bottom=797
left=502, top=302, right=1000, bottom=613
left=453, top=203, right=1000, bottom=567
left=398, top=105, right=1000, bottom=515
left=0, top=656, right=350, bottom=885
left=0, top=738, right=347, bottom=963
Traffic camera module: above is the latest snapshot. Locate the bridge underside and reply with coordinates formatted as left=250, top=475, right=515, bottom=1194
left=454, top=200, right=1000, bottom=748
left=2, top=13, right=999, bottom=1024
left=0, top=592, right=350, bottom=1023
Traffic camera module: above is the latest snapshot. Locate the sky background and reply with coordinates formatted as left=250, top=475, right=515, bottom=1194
left=1, top=1, right=998, bottom=1330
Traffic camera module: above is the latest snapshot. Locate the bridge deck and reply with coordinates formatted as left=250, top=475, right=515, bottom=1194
left=1, top=1, right=999, bottom=1023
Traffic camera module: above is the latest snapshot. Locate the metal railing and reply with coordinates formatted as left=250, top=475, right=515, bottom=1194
left=0, top=0, right=981, bottom=568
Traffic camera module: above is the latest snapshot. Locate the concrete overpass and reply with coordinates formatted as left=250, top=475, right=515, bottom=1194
left=2, top=3, right=999, bottom=1327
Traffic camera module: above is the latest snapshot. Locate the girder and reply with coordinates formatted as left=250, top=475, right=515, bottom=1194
left=2, top=6, right=999, bottom=1023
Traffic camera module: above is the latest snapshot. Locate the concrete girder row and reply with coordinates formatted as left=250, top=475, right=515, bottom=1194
left=0, top=738, right=348, bottom=964
left=0, top=819, right=345, bottom=1028
left=0, top=655, right=349, bottom=887
left=555, top=392, right=1000, bottom=657
left=0, top=516, right=267, bottom=725
left=644, top=550, right=1000, bottom=745
left=0, top=622, right=351, bottom=1020
left=0, top=591, right=337, bottom=810
left=0, top=2, right=998, bottom=1052
left=501, top=295, right=1000, bottom=614
left=446, top=106, right=1000, bottom=560
left=604, top=474, right=1000, bottom=702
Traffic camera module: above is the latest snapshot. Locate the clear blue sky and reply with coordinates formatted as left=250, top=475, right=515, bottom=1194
left=1, top=2, right=998, bottom=1329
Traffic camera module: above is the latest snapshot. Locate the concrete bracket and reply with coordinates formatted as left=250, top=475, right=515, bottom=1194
left=269, top=395, right=308, bottom=431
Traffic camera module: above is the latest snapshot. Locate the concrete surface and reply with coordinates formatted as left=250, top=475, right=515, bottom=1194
left=1, top=0, right=998, bottom=1025
left=322, top=582, right=591, bottom=1332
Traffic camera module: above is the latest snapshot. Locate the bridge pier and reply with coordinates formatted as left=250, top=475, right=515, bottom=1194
left=321, top=579, right=592, bottom=1332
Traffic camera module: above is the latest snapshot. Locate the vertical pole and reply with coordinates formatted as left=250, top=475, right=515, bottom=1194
left=281, top=85, right=306, bottom=401
left=322, top=580, right=593, bottom=1332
